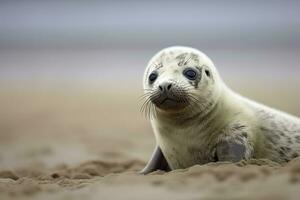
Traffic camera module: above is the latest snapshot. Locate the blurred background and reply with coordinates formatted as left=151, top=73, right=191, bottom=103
left=0, top=0, right=300, bottom=170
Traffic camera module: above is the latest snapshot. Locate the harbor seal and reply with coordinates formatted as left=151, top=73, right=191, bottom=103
left=140, top=46, right=300, bottom=174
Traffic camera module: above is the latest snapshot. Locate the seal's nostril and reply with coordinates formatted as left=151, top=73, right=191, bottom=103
left=159, top=83, right=172, bottom=92
left=159, top=85, right=163, bottom=91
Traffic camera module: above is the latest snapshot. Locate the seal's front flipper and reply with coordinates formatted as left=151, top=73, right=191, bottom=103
left=140, top=145, right=171, bottom=175
left=216, top=137, right=252, bottom=162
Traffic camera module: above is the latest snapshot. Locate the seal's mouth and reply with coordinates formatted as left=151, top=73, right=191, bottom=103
left=152, top=95, right=189, bottom=111
left=160, top=97, right=177, bottom=105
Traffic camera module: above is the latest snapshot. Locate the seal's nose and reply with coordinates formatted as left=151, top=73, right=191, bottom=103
left=158, top=82, right=173, bottom=93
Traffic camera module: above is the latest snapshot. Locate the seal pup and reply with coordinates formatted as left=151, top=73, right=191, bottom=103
left=140, top=46, right=300, bottom=174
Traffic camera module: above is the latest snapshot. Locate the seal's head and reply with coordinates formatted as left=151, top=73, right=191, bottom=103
left=142, top=46, right=223, bottom=117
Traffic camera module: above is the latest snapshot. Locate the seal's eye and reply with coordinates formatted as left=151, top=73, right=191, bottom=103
left=149, top=72, right=158, bottom=83
left=183, top=68, right=197, bottom=80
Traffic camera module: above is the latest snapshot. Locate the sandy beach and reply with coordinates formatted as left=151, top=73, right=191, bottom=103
left=1, top=85, right=300, bottom=200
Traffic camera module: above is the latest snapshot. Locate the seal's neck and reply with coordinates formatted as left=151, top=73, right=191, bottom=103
left=154, top=85, right=238, bottom=133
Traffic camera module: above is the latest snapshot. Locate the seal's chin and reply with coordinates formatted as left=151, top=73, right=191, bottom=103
left=154, top=97, right=188, bottom=112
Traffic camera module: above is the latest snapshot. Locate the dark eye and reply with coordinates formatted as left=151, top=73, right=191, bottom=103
left=149, top=72, right=158, bottom=83
left=183, top=68, right=197, bottom=80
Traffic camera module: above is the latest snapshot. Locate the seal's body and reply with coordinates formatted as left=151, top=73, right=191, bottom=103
left=141, top=46, right=300, bottom=174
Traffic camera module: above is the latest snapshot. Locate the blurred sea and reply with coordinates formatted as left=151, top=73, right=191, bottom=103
left=0, top=0, right=300, bottom=114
